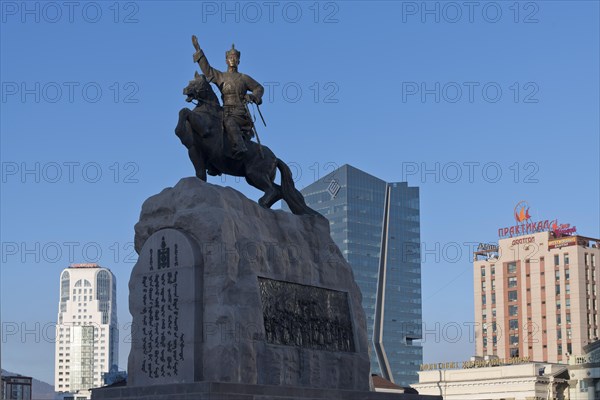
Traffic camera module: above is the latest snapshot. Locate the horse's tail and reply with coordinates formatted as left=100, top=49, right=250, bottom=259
left=276, top=158, right=321, bottom=217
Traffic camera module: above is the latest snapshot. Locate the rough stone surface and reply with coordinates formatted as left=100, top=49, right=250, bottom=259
left=128, top=178, right=372, bottom=391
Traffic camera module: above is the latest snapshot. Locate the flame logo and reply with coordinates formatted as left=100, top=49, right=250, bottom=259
left=514, top=201, right=531, bottom=223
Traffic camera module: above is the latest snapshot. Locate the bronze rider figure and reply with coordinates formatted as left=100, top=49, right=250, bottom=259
left=192, top=37, right=264, bottom=159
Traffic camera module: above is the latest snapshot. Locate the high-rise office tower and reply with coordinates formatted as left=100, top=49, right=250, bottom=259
left=297, top=164, right=423, bottom=386
left=55, top=264, right=118, bottom=398
left=474, top=207, right=600, bottom=363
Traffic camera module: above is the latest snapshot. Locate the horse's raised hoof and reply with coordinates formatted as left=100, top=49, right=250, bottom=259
left=258, top=199, right=270, bottom=209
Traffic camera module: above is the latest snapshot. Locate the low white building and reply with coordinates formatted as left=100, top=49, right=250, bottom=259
left=567, top=340, right=600, bottom=399
left=412, top=360, right=570, bottom=399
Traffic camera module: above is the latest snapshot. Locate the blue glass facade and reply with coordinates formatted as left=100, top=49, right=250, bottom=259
left=293, top=165, right=422, bottom=385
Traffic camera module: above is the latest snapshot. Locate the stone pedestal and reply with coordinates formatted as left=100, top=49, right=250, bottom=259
left=93, top=381, right=441, bottom=399
left=92, top=178, right=440, bottom=400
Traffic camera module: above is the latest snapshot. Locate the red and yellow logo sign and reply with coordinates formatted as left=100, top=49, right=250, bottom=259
left=514, top=200, right=531, bottom=223
left=499, top=201, right=574, bottom=238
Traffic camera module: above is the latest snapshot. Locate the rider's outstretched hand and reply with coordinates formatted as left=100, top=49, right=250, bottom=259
left=192, top=35, right=202, bottom=63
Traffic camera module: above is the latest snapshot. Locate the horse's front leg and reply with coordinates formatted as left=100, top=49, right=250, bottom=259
left=188, top=144, right=207, bottom=181
left=175, top=108, right=207, bottom=181
left=175, top=108, right=193, bottom=146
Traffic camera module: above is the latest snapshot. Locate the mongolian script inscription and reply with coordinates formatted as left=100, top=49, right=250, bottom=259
left=140, top=237, right=184, bottom=378
left=258, top=278, right=355, bottom=352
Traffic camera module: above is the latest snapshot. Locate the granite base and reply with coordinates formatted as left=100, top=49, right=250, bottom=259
left=92, top=381, right=442, bottom=400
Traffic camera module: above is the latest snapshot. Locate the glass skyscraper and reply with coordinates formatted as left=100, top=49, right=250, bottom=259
left=294, top=164, right=422, bottom=386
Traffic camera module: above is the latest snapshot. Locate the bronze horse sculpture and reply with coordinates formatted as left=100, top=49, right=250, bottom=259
left=175, top=73, right=319, bottom=216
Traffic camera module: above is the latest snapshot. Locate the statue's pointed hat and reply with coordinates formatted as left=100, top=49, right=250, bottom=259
left=226, top=43, right=240, bottom=59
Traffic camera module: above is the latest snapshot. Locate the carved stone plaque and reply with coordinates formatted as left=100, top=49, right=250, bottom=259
left=128, top=228, right=202, bottom=386
left=258, top=278, right=355, bottom=352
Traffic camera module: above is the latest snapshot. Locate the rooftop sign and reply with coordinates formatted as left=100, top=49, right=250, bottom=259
left=498, top=201, right=575, bottom=238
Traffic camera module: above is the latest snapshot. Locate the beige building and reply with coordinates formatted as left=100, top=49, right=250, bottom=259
left=412, top=361, right=570, bottom=399
left=474, top=232, right=600, bottom=363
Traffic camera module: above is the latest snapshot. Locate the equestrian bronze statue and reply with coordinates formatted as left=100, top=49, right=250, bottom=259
left=175, top=36, right=318, bottom=216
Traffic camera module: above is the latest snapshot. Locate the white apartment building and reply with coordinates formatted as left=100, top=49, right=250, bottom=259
left=55, top=264, right=118, bottom=399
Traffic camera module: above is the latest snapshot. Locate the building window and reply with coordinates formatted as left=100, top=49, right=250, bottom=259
left=566, top=313, right=571, bottom=324
left=491, top=280, right=495, bottom=290
left=481, top=266, right=486, bottom=276
left=510, top=334, right=519, bottom=345
left=585, top=253, right=589, bottom=266
left=556, top=285, right=561, bottom=295
left=557, top=329, right=562, bottom=339
left=508, top=291, right=518, bottom=302
left=558, top=343, right=562, bottom=355
left=491, top=265, right=495, bottom=275
left=482, top=294, right=486, bottom=305
left=592, top=254, right=596, bottom=267
left=565, top=269, right=570, bottom=280
left=564, top=253, right=570, bottom=265
left=492, top=308, right=497, bottom=317
left=482, top=311, right=487, bottom=321
left=483, top=337, right=487, bottom=347
left=510, top=348, right=519, bottom=357
left=493, top=336, right=497, bottom=346
left=567, top=328, right=572, bottom=339
left=508, top=277, right=517, bottom=288
left=554, top=254, right=560, bottom=266
left=557, top=300, right=561, bottom=310
left=492, top=293, right=496, bottom=304
left=566, top=298, right=571, bottom=308
left=509, top=319, right=518, bottom=330
left=557, top=314, right=562, bottom=325
left=482, top=281, right=486, bottom=290
left=509, top=305, right=518, bottom=316
left=566, top=284, right=570, bottom=295
left=507, top=262, right=517, bottom=274
left=555, top=270, right=560, bottom=280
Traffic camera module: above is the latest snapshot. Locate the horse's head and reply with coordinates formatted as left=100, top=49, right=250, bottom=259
left=183, top=72, right=219, bottom=105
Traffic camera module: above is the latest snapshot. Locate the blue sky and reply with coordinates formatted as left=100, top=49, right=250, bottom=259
left=1, top=1, right=599, bottom=384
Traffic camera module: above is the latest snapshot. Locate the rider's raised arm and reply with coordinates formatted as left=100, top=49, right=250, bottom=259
left=245, top=75, right=264, bottom=105
left=194, top=48, right=224, bottom=85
